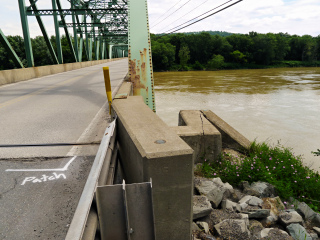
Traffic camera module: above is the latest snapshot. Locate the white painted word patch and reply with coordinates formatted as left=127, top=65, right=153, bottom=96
left=21, top=172, right=66, bottom=185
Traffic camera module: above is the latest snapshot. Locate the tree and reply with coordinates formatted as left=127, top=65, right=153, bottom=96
left=230, top=50, right=247, bottom=63
left=250, top=33, right=276, bottom=65
left=301, top=35, right=317, bottom=62
left=274, top=33, right=290, bottom=61
left=31, top=36, right=53, bottom=66
left=207, top=54, right=225, bottom=70
left=151, top=40, right=175, bottom=70
left=0, top=35, right=26, bottom=70
left=178, top=45, right=190, bottom=67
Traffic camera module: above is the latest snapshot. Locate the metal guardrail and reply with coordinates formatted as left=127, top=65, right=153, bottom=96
left=65, top=119, right=117, bottom=240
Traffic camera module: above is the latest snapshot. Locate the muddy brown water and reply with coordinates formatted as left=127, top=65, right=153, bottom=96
left=154, top=67, right=320, bottom=171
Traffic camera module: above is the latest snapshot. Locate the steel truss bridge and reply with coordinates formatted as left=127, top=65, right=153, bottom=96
left=0, top=0, right=155, bottom=111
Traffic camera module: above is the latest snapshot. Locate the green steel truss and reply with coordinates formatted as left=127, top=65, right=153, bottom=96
left=10, top=0, right=129, bottom=67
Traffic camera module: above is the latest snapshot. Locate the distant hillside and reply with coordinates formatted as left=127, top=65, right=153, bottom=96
left=154, top=31, right=235, bottom=37
left=181, top=31, right=235, bottom=37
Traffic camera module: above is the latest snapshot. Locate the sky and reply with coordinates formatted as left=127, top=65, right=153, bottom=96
left=0, top=0, right=319, bottom=38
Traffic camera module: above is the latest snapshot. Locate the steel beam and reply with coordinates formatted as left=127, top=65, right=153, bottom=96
left=26, top=8, right=127, bottom=16
left=84, top=16, right=89, bottom=60
left=56, top=0, right=77, bottom=62
left=0, top=29, right=24, bottom=68
left=18, top=0, right=34, bottom=67
left=128, top=0, right=155, bottom=112
left=29, top=0, right=59, bottom=64
left=71, top=0, right=79, bottom=62
left=52, top=0, right=63, bottom=63
left=95, top=39, right=100, bottom=60
left=101, top=40, right=105, bottom=59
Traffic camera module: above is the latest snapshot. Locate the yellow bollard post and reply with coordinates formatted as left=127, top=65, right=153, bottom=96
left=103, top=66, right=112, bottom=115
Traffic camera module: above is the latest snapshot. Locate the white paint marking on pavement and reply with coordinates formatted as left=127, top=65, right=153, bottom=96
left=5, top=156, right=77, bottom=172
left=21, top=172, right=67, bottom=185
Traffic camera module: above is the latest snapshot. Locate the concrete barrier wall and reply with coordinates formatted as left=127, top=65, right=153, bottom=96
left=201, top=110, right=251, bottom=150
left=172, top=110, right=222, bottom=163
left=113, top=95, right=194, bottom=240
left=0, top=58, right=125, bottom=86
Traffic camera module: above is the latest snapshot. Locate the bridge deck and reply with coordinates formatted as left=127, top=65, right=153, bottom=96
left=0, top=58, right=128, bottom=239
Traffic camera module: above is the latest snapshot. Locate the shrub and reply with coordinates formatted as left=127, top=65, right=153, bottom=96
left=200, top=141, right=320, bottom=212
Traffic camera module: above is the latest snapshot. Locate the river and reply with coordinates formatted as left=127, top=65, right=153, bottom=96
left=154, top=67, right=320, bottom=171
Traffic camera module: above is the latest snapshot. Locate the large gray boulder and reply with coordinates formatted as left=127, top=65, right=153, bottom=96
left=263, top=214, right=278, bottom=226
left=262, top=197, right=285, bottom=216
left=286, top=223, right=312, bottom=240
left=279, top=211, right=303, bottom=226
left=212, top=177, right=233, bottom=190
left=259, top=228, right=289, bottom=239
left=221, top=199, right=241, bottom=212
left=193, top=196, right=213, bottom=220
left=197, top=221, right=210, bottom=234
left=195, top=178, right=225, bottom=208
left=192, top=222, right=201, bottom=232
left=239, top=195, right=253, bottom=205
left=248, top=220, right=263, bottom=237
left=311, top=213, right=320, bottom=227
left=223, top=188, right=240, bottom=202
left=296, top=201, right=316, bottom=220
left=214, top=219, right=250, bottom=239
left=249, top=181, right=276, bottom=198
left=248, top=196, right=263, bottom=206
left=248, top=209, right=270, bottom=219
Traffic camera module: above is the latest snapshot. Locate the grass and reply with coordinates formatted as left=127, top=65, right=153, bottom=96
left=199, top=141, right=320, bottom=212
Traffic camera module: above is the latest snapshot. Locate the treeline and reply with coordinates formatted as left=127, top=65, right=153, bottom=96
left=0, top=35, right=89, bottom=70
left=151, top=32, right=320, bottom=71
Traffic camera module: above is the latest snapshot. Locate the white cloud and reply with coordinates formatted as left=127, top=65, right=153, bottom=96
left=0, top=0, right=319, bottom=37
left=148, top=0, right=320, bottom=36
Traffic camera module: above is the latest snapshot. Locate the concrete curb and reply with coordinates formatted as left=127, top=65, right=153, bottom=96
left=0, top=58, right=124, bottom=86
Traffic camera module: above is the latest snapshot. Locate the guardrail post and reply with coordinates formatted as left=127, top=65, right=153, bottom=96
left=103, top=67, right=112, bottom=114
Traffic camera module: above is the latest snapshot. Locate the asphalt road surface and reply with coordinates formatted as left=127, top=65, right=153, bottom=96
left=0, top=58, right=128, bottom=239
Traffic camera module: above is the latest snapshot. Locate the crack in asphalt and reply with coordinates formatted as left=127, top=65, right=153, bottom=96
left=0, top=173, right=23, bottom=199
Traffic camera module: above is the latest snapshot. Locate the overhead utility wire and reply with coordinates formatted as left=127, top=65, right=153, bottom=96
left=158, top=0, right=211, bottom=32
left=162, top=0, right=243, bottom=36
left=151, top=0, right=184, bottom=27
left=163, top=0, right=235, bottom=33
left=152, top=0, right=194, bottom=28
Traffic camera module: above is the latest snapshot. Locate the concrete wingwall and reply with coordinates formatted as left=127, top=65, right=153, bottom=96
left=0, top=58, right=125, bottom=86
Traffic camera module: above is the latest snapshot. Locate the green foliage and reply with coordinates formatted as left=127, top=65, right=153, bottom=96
left=192, top=61, right=204, bottom=70
left=230, top=50, right=247, bottom=63
left=151, top=40, right=175, bottom=71
left=0, top=34, right=84, bottom=70
left=151, top=31, right=320, bottom=71
left=199, top=141, right=320, bottom=212
left=0, top=35, right=27, bottom=69
left=32, top=36, right=54, bottom=66
left=207, top=54, right=225, bottom=70
left=178, top=45, right=190, bottom=67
